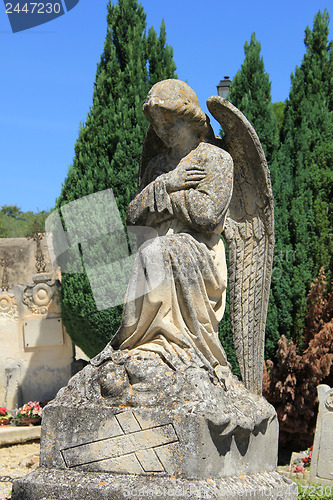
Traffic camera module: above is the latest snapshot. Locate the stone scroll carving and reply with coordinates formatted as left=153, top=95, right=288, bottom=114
left=23, top=273, right=59, bottom=315
left=0, top=291, right=18, bottom=321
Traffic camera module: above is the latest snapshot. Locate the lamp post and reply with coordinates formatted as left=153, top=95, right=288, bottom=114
left=217, top=76, right=232, bottom=99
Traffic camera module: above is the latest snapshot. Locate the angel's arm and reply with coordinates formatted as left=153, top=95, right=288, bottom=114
left=126, top=176, right=173, bottom=227
left=127, top=153, right=208, bottom=226
left=127, top=145, right=233, bottom=231
left=168, top=145, right=233, bottom=234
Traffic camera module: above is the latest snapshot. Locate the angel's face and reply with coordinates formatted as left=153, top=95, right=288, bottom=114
left=149, top=106, right=196, bottom=148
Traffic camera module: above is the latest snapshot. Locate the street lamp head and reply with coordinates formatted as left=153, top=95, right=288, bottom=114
left=217, top=76, right=232, bottom=99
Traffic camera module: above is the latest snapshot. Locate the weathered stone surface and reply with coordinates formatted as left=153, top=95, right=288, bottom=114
left=38, top=346, right=277, bottom=479
left=0, top=424, right=41, bottom=446
left=12, top=468, right=298, bottom=500
left=0, top=238, right=53, bottom=287
left=310, top=384, right=333, bottom=485
left=40, top=404, right=277, bottom=479
left=0, top=272, right=75, bottom=408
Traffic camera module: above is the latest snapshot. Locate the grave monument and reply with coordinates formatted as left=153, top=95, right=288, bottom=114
left=0, top=238, right=79, bottom=410
left=12, top=80, right=297, bottom=499
left=310, top=384, right=333, bottom=486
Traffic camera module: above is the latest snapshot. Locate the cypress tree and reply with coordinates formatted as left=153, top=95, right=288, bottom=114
left=55, top=0, right=177, bottom=357
left=228, top=33, right=279, bottom=165
left=281, top=9, right=333, bottom=345
left=147, top=19, right=177, bottom=86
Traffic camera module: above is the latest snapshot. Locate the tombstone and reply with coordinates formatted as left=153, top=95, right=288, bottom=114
left=310, top=385, right=333, bottom=486
left=12, top=80, right=297, bottom=499
left=0, top=238, right=87, bottom=409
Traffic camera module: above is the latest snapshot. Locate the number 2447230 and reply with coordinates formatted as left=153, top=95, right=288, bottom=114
left=6, top=3, right=61, bottom=14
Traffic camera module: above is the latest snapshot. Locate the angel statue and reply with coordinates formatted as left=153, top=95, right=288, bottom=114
left=28, top=80, right=278, bottom=489
left=50, top=78, right=276, bottom=432
left=90, top=79, right=274, bottom=399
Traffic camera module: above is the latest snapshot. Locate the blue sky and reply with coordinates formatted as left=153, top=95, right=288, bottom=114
left=0, top=0, right=331, bottom=213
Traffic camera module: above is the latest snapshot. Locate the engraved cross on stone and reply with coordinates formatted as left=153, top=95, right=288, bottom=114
left=26, top=220, right=46, bottom=273
left=0, top=251, right=14, bottom=292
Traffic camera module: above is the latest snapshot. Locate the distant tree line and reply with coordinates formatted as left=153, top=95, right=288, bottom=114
left=0, top=205, right=50, bottom=238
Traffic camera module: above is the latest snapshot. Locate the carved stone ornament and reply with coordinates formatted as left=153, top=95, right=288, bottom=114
left=0, top=291, right=18, bottom=321
left=0, top=251, right=14, bottom=292
left=26, top=222, right=47, bottom=273
left=23, top=277, right=57, bottom=315
left=325, top=389, right=333, bottom=411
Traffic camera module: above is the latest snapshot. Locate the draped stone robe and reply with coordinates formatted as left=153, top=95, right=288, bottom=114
left=110, top=142, right=234, bottom=372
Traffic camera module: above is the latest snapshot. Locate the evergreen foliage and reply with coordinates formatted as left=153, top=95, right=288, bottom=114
left=269, top=144, right=294, bottom=343
left=227, top=14, right=332, bottom=369
left=228, top=33, right=279, bottom=164
left=272, top=102, right=285, bottom=132
left=56, top=0, right=177, bottom=357
left=263, top=11, right=333, bottom=443
left=147, top=19, right=177, bottom=86
left=279, top=9, right=333, bottom=345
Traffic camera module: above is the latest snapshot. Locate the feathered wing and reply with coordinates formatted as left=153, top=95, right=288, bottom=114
left=207, top=96, right=274, bottom=395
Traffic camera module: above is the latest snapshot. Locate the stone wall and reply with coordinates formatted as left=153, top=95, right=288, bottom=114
left=0, top=237, right=88, bottom=409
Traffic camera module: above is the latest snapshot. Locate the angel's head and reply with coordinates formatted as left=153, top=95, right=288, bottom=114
left=143, top=79, right=214, bottom=147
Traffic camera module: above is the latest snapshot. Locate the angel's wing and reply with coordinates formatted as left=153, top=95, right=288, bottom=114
left=207, top=96, right=274, bottom=395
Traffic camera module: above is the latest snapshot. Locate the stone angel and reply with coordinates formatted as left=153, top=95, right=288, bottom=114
left=38, top=81, right=278, bottom=484
left=93, top=79, right=274, bottom=397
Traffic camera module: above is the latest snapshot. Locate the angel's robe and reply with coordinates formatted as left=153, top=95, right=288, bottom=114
left=110, top=142, right=234, bottom=371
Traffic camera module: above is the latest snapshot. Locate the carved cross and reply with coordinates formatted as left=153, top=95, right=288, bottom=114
left=26, top=220, right=46, bottom=273
left=0, top=251, right=14, bottom=292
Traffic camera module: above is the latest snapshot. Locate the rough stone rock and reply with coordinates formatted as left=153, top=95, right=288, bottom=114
left=36, top=346, right=278, bottom=480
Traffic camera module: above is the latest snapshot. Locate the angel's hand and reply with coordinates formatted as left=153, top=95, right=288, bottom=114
left=162, top=165, right=206, bottom=193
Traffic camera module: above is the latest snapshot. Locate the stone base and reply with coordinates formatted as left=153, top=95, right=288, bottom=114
left=12, top=468, right=298, bottom=500
left=40, top=405, right=278, bottom=479
left=308, top=476, right=333, bottom=487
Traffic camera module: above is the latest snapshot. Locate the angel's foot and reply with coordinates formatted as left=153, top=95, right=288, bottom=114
left=214, top=363, right=234, bottom=391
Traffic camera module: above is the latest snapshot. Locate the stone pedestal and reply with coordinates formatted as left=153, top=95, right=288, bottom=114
left=12, top=348, right=298, bottom=499
left=12, top=401, right=298, bottom=499
left=12, top=468, right=298, bottom=500
left=39, top=405, right=278, bottom=479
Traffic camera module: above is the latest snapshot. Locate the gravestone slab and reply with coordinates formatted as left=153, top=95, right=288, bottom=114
left=310, top=384, right=333, bottom=485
